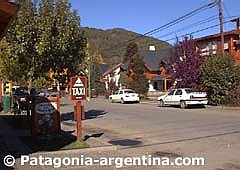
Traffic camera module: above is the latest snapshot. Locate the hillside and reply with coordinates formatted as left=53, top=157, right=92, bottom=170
left=82, top=27, right=172, bottom=64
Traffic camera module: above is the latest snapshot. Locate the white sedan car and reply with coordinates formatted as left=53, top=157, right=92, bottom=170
left=157, top=88, right=208, bottom=109
left=109, top=89, right=140, bottom=104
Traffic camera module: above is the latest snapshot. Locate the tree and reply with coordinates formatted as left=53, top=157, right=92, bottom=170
left=0, top=38, right=22, bottom=82
left=171, top=36, right=203, bottom=88
left=201, top=54, right=240, bottom=105
left=6, top=0, right=38, bottom=87
left=128, top=55, right=148, bottom=95
left=6, top=0, right=87, bottom=88
left=38, top=0, right=87, bottom=81
left=123, top=42, right=138, bottom=63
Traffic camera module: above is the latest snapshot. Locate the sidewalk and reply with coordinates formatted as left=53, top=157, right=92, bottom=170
left=0, top=113, right=31, bottom=170
left=0, top=97, right=118, bottom=170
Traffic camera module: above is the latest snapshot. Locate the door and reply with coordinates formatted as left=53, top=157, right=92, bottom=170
left=164, top=90, right=175, bottom=104
left=173, top=89, right=183, bottom=105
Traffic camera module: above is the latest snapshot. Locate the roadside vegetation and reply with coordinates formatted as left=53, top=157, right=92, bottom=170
left=0, top=0, right=87, bottom=88
left=201, top=54, right=240, bottom=106
left=171, top=36, right=240, bottom=106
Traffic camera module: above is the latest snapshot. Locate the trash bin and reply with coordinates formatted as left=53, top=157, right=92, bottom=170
left=2, top=95, right=11, bottom=112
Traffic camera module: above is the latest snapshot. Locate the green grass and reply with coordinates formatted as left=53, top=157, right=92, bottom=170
left=61, top=140, right=89, bottom=150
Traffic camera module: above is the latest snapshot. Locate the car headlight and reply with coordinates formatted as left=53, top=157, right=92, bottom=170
left=20, top=97, right=26, bottom=101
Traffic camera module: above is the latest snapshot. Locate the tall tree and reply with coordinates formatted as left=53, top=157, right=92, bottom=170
left=6, top=0, right=38, bottom=87
left=124, top=42, right=138, bottom=63
left=128, top=55, right=148, bottom=95
left=6, top=0, right=87, bottom=88
left=171, top=36, right=203, bottom=88
left=0, top=38, right=22, bottom=82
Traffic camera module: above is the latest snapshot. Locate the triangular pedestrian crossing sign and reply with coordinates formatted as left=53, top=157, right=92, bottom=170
left=73, top=78, right=84, bottom=87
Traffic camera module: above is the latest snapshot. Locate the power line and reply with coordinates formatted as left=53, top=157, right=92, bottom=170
left=160, top=18, right=234, bottom=44
left=101, top=1, right=217, bottom=53
left=156, top=15, right=219, bottom=39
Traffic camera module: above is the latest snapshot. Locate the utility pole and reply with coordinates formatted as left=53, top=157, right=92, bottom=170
left=218, top=0, right=224, bottom=54
left=88, top=56, right=91, bottom=100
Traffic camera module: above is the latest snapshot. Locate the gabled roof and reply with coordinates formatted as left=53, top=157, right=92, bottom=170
left=139, top=48, right=171, bottom=72
left=102, top=63, right=123, bottom=77
left=0, top=1, right=18, bottom=39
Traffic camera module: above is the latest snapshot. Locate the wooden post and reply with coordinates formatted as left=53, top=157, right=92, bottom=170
left=81, top=105, right=85, bottom=120
left=164, top=79, right=167, bottom=92
left=76, top=101, right=82, bottom=141
left=74, top=105, right=77, bottom=121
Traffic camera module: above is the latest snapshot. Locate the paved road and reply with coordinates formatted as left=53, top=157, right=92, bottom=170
left=81, top=98, right=240, bottom=170
left=12, top=97, right=240, bottom=170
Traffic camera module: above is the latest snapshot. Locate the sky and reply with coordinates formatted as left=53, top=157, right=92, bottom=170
left=69, top=0, right=240, bottom=44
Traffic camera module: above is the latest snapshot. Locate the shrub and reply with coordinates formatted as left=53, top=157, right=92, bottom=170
left=201, top=54, right=240, bottom=105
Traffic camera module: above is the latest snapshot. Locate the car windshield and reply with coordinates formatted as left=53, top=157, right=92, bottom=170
left=185, top=88, right=197, bottom=94
left=124, top=90, right=135, bottom=94
left=14, top=87, right=29, bottom=95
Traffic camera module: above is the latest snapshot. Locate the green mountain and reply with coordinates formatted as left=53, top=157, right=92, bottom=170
left=82, top=27, right=172, bottom=64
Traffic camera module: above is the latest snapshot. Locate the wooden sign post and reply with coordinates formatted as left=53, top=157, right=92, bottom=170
left=70, top=76, right=87, bottom=141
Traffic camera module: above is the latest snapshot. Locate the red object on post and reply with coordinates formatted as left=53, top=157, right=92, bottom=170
left=70, top=76, right=88, bottom=102
left=69, top=76, right=88, bottom=141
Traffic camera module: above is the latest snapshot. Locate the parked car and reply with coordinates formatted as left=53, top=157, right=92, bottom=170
left=12, top=87, right=30, bottom=115
left=157, top=88, right=208, bottom=109
left=109, top=89, right=140, bottom=104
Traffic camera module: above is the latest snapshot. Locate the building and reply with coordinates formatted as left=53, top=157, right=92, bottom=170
left=100, top=47, right=172, bottom=96
left=196, top=18, right=240, bottom=63
left=139, top=48, right=172, bottom=92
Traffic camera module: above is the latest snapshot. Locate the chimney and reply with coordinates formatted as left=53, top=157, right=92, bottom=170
left=231, top=17, right=240, bottom=30
left=149, top=45, right=156, bottom=51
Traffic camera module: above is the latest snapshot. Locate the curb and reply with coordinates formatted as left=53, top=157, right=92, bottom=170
left=31, top=145, right=118, bottom=156
left=140, top=101, right=159, bottom=105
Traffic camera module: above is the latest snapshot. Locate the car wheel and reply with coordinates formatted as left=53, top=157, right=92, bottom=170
left=159, top=100, right=165, bottom=107
left=121, top=98, right=125, bottom=104
left=180, top=101, right=187, bottom=109
left=109, top=97, right=113, bottom=103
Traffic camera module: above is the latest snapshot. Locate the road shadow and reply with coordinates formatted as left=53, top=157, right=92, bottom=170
left=108, top=139, right=142, bottom=146
left=61, top=111, right=74, bottom=121
left=85, top=110, right=107, bottom=119
left=83, top=132, right=104, bottom=141
left=61, top=109, right=107, bottom=121
left=158, top=105, right=206, bottom=109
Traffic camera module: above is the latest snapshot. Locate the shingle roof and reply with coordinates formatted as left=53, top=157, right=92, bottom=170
left=138, top=48, right=171, bottom=72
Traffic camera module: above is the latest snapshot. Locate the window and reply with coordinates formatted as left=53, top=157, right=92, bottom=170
left=119, top=91, right=123, bottom=94
left=124, top=90, right=134, bottom=94
left=168, top=90, right=175, bottom=96
left=185, top=88, right=196, bottom=94
left=175, top=90, right=182, bottom=95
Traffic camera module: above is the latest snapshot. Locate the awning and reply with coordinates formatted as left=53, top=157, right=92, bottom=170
left=0, top=0, right=18, bottom=39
